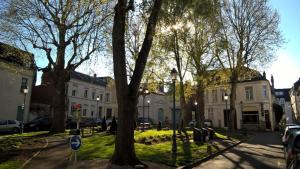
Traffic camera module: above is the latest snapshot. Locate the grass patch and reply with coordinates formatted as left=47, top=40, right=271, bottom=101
left=0, top=160, right=22, bottom=169
left=1, top=131, right=49, bottom=139
left=77, top=130, right=219, bottom=166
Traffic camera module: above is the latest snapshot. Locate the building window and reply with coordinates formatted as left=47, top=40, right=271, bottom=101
left=72, top=90, right=76, bottom=96
left=106, top=108, right=112, bottom=119
left=84, top=89, right=88, bottom=98
left=99, top=106, right=103, bottom=118
left=20, top=77, right=28, bottom=91
left=208, top=108, right=214, bottom=120
left=91, top=111, right=94, bottom=117
left=242, top=111, right=259, bottom=124
left=100, top=94, right=103, bottom=102
left=72, top=85, right=78, bottom=96
left=106, top=93, right=110, bottom=102
left=245, top=86, right=253, bottom=101
left=212, top=90, right=218, bottom=103
left=221, top=89, right=227, bottom=102
left=82, top=109, right=87, bottom=116
left=92, top=92, right=95, bottom=100
left=205, top=90, right=209, bottom=103
left=262, top=86, right=268, bottom=99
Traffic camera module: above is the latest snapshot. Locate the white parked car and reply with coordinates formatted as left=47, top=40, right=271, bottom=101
left=188, top=119, right=212, bottom=127
left=0, top=120, right=21, bottom=133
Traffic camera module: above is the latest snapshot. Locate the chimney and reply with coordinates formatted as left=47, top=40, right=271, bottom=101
left=263, top=71, right=266, bottom=79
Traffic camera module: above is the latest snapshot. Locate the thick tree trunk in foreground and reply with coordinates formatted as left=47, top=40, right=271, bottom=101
left=111, top=0, right=162, bottom=166
left=229, top=71, right=238, bottom=131
left=196, top=83, right=205, bottom=128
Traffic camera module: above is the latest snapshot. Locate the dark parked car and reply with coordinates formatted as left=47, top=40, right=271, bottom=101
left=24, top=117, right=52, bottom=131
left=66, top=117, right=99, bottom=129
left=285, top=131, right=300, bottom=169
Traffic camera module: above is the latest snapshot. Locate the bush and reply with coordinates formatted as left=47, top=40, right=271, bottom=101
left=101, top=116, right=107, bottom=131
left=109, top=116, right=117, bottom=134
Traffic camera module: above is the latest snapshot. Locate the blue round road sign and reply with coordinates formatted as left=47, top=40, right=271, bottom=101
left=70, top=135, right=82, bottom=151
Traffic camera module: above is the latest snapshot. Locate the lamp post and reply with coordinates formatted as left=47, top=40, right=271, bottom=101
left=21, top=86, right=28, bottom=134
left=194, top=101, right=198, bottom=126
left=147, top=100, right=150, bottom=122
left=96, top=96, right=100, bottom=120
left=224, top=93, right=229, bottom=137
left=171, top=68, right=177, bottom=155
left=139, top=87, right=149, bottom=132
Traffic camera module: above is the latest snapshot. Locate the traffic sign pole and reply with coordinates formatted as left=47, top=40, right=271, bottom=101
left=70, top=135, right=82, bottom=166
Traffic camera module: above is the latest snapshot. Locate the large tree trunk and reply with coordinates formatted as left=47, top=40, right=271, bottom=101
left=51, top=71, right=67, bottom=132
left=111, top=91, right=139, bottom=165
left=110, top=0, right=162, bottom=166
left=229, top=70, right=238, bottom=131
left=196, top=83, right=205, bottom=128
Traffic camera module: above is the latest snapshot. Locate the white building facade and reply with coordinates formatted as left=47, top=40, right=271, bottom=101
left=0, top=42, right=36, bottom=123
left=274, top=89, right=293, bottom=124
left=204, top=71, right=276, bottom=131
left=290, top=79, right=300, bottom=122
left=67, top=72, right=118, bottom=120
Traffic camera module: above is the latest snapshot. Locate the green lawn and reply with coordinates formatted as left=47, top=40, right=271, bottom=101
left=77, top=130, right=224, bottom=166
left=0, top=160, right=22, bottom=169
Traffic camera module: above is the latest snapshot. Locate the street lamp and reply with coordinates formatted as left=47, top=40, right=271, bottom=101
left=21, top=86, right=28, bottom=134
left=171, top=68, right=177, bottom=156
left=96, top=96, right=100, bottom=120
left=139, top=87, right=149, bottom=132
left=194, top=101, right=198, bottom=125
left=224, top=93, right=229, bottom=137
left=147, top=100, right=150, bottom=122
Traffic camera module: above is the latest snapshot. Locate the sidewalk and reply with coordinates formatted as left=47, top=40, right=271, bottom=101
left=22, top=136, right=71, bottom=169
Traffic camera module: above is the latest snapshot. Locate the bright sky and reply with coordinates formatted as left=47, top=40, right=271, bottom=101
left=266, top=0, right=300, bottom=89
left=35, top=0, right=300, bottom=88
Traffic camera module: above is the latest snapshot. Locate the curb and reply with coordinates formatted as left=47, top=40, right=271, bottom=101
left=177, top=135, right=254, bottom=169
left=20, top=138, right=49, bottom=169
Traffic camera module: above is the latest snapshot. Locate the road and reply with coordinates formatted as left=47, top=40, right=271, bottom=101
left=193, top=132, right=285, bottom=169
left=23, top=136, right=70, bottom=169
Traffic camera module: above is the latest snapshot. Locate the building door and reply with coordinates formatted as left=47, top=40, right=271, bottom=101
left=158, top=108, right=164, bottom=123
left=16, top=106, right=23, bottom=122
left=106, top=108, right=112, bottom=119
left=265, top=110, right=271, bottom=129
left=223, top=109, right=230, bottom=127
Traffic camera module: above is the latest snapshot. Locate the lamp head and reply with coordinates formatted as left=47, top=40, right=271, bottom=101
left=23, top=87, right=28, bottom=94
left=96, top=96, right=100, bottom=101
left=224, top=93, right=228, bottom=100
left=170, top=68, right=177, bottom=81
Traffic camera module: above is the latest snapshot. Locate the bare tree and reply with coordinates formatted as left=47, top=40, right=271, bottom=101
left=111, top=0, right=162, bottom=166
left=0, top=0, right=112, bottom=132
left=216, top=0, right=283, bottom=130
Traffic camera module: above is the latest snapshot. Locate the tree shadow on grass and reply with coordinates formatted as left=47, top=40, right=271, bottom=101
left=180, top=130, right=192, bottom=164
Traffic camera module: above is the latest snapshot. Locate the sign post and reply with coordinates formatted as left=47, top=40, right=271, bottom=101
left=72, top=104, right=82, bottom=130
left=70, top=135, right=82, bottom=166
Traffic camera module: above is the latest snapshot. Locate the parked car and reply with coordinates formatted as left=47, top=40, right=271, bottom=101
left=0, top=120, right=21, bottom=133
left=188, top=119, right=212, bottom=127
left=282, top=125, right=300, bottom=146
left=24, top=117, right=52, bottom=131
left=137, top=117, right=153, bottom=125
left=285, top=131, right=300, bottom=168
